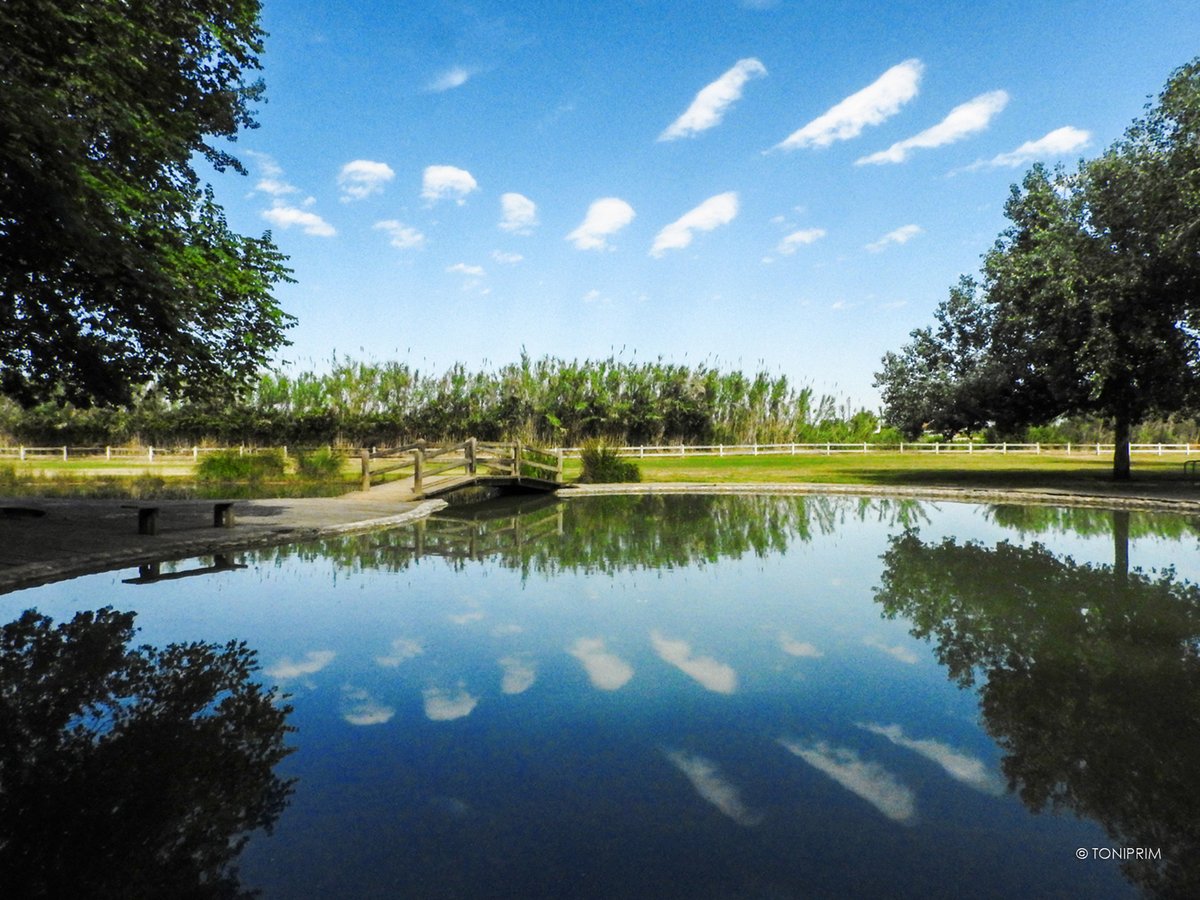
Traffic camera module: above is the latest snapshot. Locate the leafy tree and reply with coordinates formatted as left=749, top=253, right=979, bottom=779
left=0, top=0, right=294, bottom=408
left=0, top=606, right=295, bottom=898
left=876, top=58, right=1200, bottom=479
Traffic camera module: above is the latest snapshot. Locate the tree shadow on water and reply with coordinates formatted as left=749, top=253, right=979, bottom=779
left=0, top=607, right=295, bottom=898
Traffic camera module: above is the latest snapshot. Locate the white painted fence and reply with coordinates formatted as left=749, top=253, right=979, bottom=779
left=554, top=442, right=1197, bottom=459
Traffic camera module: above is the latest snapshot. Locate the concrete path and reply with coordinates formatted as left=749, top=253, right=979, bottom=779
left=0, top=493, right=445, bottom=595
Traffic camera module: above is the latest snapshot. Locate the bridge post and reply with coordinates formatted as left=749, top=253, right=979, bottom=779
left=556, top=448, right=563, bottom=482
left=467, top=437, right=477, bottom=475
left=513, top=441, right=522, bottom=481
left=360, top=448, right=371, bottom=492
left=414, top=448, right=424, bottom=494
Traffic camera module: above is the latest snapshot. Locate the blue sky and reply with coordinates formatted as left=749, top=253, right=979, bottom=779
left=207, top=0, right=1200, bottom=409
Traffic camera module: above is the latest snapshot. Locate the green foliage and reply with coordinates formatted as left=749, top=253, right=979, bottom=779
left=295, top=447, right=345, bottom=481
left=196, top=448, right=286, bottom=483
left=0, top=0, right=294, bottom=408
left=877, top=57, right=1200, bottom=479
left=578, top=440, right=642, bottom=483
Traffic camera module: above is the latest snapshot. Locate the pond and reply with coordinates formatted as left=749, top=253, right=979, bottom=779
left=3, top=493, right=1199, bottom=898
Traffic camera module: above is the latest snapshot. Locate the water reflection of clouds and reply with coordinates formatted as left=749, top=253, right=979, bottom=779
left=449, top=611, right=485, bottom=625
left=342, top=687, right=395, bottom=725
left=423, top=685, right=479, bottom=721
left=265, top=649, right=336, bottom=680
left=858, top=723, right=1004, bottom=795
left=569, top=638, right=634, bottom=690
left=779, top=633, right=823, bottom=658
left=664, top=749, right=763, bottom=827
left=862, top=636, right=920, bottom=665
left=498, top=655, right=536, bottom=694
left=375, top=638, right=423, bottom=667
left=779, top=738, right=917, bottom=825
left=491, top=624, right=524, bottom=637
left=651, top=631, right=737, bottom=694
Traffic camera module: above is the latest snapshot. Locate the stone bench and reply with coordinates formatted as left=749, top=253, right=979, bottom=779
left=122, top=501, right=237, bottom=535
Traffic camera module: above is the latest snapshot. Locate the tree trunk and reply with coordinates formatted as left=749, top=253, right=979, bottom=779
left=1112, top=414, right=1131, bottom=481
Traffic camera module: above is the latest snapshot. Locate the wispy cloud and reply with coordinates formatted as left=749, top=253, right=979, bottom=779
left=338, top=159, right=395, bottom=201
left=374, top=220, right=426, bottom=249
left=773, top=59, right=923, bottom=151
left=423, top=685, right=479, bottom=721
left=499, top=192, right=538, bottom=233
left=659, top=58, right=767, bottom=141
left=865, top=224, right=922, bottom=253
left=256, top=177, right=299, bottom=197
left=265, top=649, right=336, bottom=680
left=567, top=198, right=636, bottom=250
left=375, top=637, right=424, bottom=667
left=422, top=165, right=479, bottom=204
left=664, top=749, right=762, bottom=826
left=499, top=655, right=537, bottom=694
left=863, top=635, right=920, bottom=664
left=856, top=91, right=1009, bottom=165
left=779, top=738, right=917, bottom=824
left=963, top=125, right=1091, bottom=170
left=858, top=723, right=1004, bottom=795
left=568, top=637, right=634, bottom=690
left=777, top=228, right=826, bottom=255
left=650, top=631, right=737, bottom=694
left=650, top=192, right=738, bottom=257
left=262, top=203, right=336, bottom=237
left=779, top=633, right=823, bottom=658
left=447, top=263, right=485, bottom=278
left=428, top=65, right=471, bottom=92
left=491, top=250, right=524, bottom=264
left=342, top=687, right=395, bottom=726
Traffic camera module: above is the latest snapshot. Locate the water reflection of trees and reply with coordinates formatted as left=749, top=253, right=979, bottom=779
left=986, top=504, right=1200, bottom=541
left=875, top=529, right=1200, bottom=897
left=256, top=494, right=929, bottom=576
left=0, top=607, right=295, bottom=898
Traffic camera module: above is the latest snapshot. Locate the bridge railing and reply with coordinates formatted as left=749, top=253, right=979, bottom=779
left=362, top=439, right=563, bottom=492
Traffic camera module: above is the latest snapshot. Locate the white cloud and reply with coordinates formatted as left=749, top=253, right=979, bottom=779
left=779, top=633, right=823, bottom=658
left=566, top=198, right=636, bottom=250
left=491, top=250, right=524, bottom=264
left=446, top=263, right=485, bottom=278
left=256, top=177, right=299, bottom=197
left=342, top=687, right=395, bottom=726
left=422, top=165, right=479, bottom=204
left=338, top=159, right=395, bottom=201
left=375, top=637, right=424, bottom=667
left=265, top=649, right=336, bottom=680
left=664, top=749, right=762, bottom=826
left=659, top=58, right=767, bottom=141
left=423, top=685, right=478, bottom=721
left=856, top=90, right=1009, bottom=165
left=262, top=203, right=336, bottom=237
left=863, top=635, right=920, bottom=664
left=499, top=655, right=537, bottom=694
left=966, top=125, right=1091, bottom=170
left=779, top=738, right=916, bottom=824
left=569, top=637, right=634, bottom=690
left=374, top=220, right=426, bottom=249
left=650, top=631, right=737, bottom=694
left=865, top=224, right=922, bottom=253
left=582, top=288, right=609, bottom=304
left=777, top=228, right=826, bottom=255
left=858, top=723, right=1004, bottom=795
left=650, top=191, right=738, bottom=257
left=499, top=192, right=538, bottom=233
left=245, top=150, right=284, bottom=178
left=428, top=66, right=471, bottom=92
left=773, top=59, right=923, bottom=151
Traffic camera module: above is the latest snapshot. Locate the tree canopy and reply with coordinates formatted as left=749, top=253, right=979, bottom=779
left=875, top=58, right=1200, bottom=479
left=0, top=0, right=294, bottom=408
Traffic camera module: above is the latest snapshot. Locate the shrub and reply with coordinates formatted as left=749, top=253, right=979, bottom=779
left=295, top=447, right=345, bottom=480
left=578, top=439, right=641, bottom=483
left=196, top=449, right=286, bottom=483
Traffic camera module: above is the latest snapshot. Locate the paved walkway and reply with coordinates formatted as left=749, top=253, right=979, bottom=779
left=0, top=489, right=445, bottom=595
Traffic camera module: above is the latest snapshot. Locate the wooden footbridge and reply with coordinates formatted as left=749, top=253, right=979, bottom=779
left=360, top=439, right=563, bottom=499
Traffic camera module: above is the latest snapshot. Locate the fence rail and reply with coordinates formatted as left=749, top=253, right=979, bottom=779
left=553, top=441, right=1198, bottom=458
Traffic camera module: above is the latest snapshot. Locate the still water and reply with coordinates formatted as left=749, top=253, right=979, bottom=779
left=3, top=494, right=1199, bottom=898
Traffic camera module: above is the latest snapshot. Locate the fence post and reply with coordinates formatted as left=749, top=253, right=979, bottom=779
left=106, top=445, right=111, bottom=460
left=825, top=443, right=831, bottom=456
left=719, top=444, right=724, bottom=458
left=555, top=448, right=563, bottom=482
left=1002, top=442, right=1007, bottom=455
left=968, top=442, right=973, bottom=455
left=1158, top=443, right=1163, bottom=456
left=360, top=448, right=371, bottom=492
left=512, top=442, right=521, bottom=479
left=1067, top=443, right=1071, bottom=455
left=1096, top=443, right=1101, bottom=455
left=19, top=446, right=24, bottom=461
left=467, top=437, right=477, bottom=475
left=753, top=443, right=759, bottom=457
left=679, top=443, right=685, bottom=458
left=148, top=446, right=154, bottom=462
left=282, top=445, right=288, bottom=459
left=62, top=446, right=68, bottom=461
left=863, top=442, right=868, bottom=454
left=193, top=446, right=198, bottom=461
left=639, top=446, right=645, bottom=459
left=413, top=449, right=425, bottom=493
left=935, top=443, right=939, bottom=455
left=1036, top=443, right=1041, bottom=455
left=791, top=443, right=796, bottom=455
